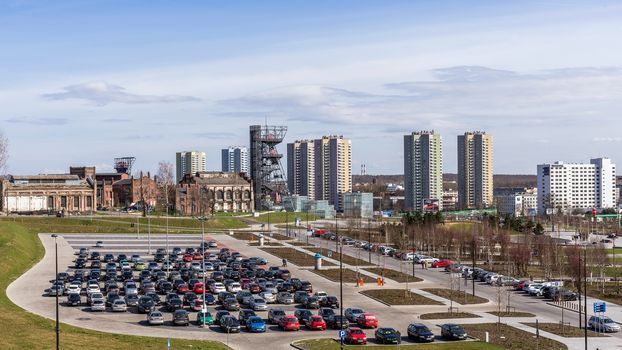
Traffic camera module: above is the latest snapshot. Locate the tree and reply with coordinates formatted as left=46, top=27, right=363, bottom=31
left=533, top=222, right=545, bottom=235
left=156, top=161, right=174, bottom=214
left=0, top=131, right=7, bottom=174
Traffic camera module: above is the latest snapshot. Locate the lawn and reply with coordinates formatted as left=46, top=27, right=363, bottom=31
left=487, top=311, right=535, bottom=318
left=360, top=289, right=443, bottom=305
left=419, top=312, right=481, bottom=320
left=254, top=211, right=316, bottom=224
left=460, top=323, right=567, bottom=350
left=363, top=267, right=423, bottom=283
left=521, top=323, right=605, bottom=338
left=311, top=268, right=376, bottom=284
left=260, top=247, right=335, bottom=267
left=307, top=247, right=372, bottom=267
left=0, top=221, right=228, bottom=350
left=421, top=288, right=489, bottom=305
left=293, top=338, right=502, bottom=350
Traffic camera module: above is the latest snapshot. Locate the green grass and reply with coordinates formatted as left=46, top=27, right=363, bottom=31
left=254, top=211, right=316, bottom=224
left=293, top=338, right=502, bottom=350
left=460, top=323, right=567, bottom=350
left=363, top=267, right=423, bottom=283
left=521, top=323, right=605, bottom=338
left=0, top=221, right=228, bottom=350
left=360, top=289, right=443, bottom=305
left=419, top=312, right=481, bottom=320
left=421, top=288, right=488, bottom=305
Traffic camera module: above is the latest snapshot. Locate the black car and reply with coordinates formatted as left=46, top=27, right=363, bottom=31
left=137, top=296, right=155, bottom=313
left=66, top=293, right=81, bottom=306
left=220, top=315, right=241, bottom=333
left=166, top=297, right=183, bottom=311
left=326, top=315, right=348, bottom=329
left=407, top=323, right=434, bottom=342
left=304, top=296, right=320, bottom=309
left=238, top=309, right=257, bottom=325
left=375, top=327, right=401, bottom=344
left=440, top=324, right=467, bottom=340
left=318, top=307, right=335, bottom=322
left=268, top=308, right=286, bottom=324
left=106, top=292, right=121, bottom=306
left=294, top=309, right=313, bottom=324
left=320, top=296, right=339, bottom=309
left=145, top=292, right=161, bottom=305
left=173, top=310, right=190, bottom=326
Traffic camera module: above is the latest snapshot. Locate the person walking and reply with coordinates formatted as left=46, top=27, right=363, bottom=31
left=282, top=258, right=287, bottom=267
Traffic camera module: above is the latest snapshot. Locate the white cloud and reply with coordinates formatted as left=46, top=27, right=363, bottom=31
left=43, top=81, right=201, bottom=106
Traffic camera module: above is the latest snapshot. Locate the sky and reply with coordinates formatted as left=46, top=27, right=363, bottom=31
left=2, top=0, right=622, bottom=175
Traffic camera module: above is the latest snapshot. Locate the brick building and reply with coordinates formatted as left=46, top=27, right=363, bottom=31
left=175, top=172, right=253, bottom=215
left=112, top=173, right=158, bottom=208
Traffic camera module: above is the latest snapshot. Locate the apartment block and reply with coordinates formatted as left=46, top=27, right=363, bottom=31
left=314, top=135, right=352, bottom=211
left=176, top=151, right=206, bottom=183
left=286, top=140, right=315, bottom=198
left=403, top=130, right=443, bottom=212
left=221, top=146, right=249, bottom=175
left=457, top=131, right=493, bottom=209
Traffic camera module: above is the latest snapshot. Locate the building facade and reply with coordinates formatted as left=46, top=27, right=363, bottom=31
left=314, top=135, right=352, bottom=211
left=442, top=190, right=458, bottom=211
left=112, top=173, right=158, bottom=208
left=496, top=188, right=537, bottom=217
left=221, top=146, right=249, bottom=175
left=457, top=131, right=493, bottom=209
left=176, top=151, right=207, bottom=183
left=175, top=172, right=253, bottom=215
left=1, top=174, right=95, bottom=214
left=403, top=131, right=443, bottom=212
left=286, top=140, right=315, bottom=199
left=343, top=192, right=373, bottom=219
left=537, top=158, right=617, bottom=215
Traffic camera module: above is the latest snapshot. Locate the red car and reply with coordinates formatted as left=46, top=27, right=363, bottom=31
left=278, top=315, right=300, bottom=331
left=193, top=253, right=203, bottom=261
left=193, top=283, right=205, bottom=294
left=176, top=283, right=189, bottom=293
left=240, top=278, right=252, bottom=289
left=305, top=315, right=327, bottom=330
left=192, top=299, right=204, bottom=311
left=345, top=327, right=368, bottom=344
left=431, top=259, right=453, bottom=268
left=356, top=313, right=378, bottom=328
left=183, top=254, right=193, bottom=262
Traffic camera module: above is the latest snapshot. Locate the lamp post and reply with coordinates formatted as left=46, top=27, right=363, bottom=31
left=197, top=215, right=208, bottom=328
left=165, top=183, right=169, bottom=279
left=367, top=218, right=372, bottom=264
left=51, top=234, right=60, bottom=350
left=337, top=218, right=344, bottom=350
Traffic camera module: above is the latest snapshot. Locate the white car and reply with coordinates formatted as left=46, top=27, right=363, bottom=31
left=66, top=283, right=82, bottom=295
left=250, top=297, right=268, bottom=311
left=486, top=274, right=502, bottom=285
left=86, top=284, right=101, bottom=296
left=262, top=283, right=277, bottom=294
left=90, top=299, right=105, bottom=312
left=416, top=256, right=439, bottom=264
left=124, top=283, right=139, bottom=296
left=227, top=282, right=242, bottom=293
left=527, top=284, right=544, bottom=296
left=148, top=311, right=165, bottom=325
left=313, top=291, right=328, bottom=300
left=259, top=291, right=276, bottom=303
left=589, top=316, right=621, bottom=333
left=112, top=299, right=127, bottom=312
left=88, top=292, right=104, bottom=304
left=210, top=283, right=226, bottom=294
left=191, top=262, right=202, bottom=271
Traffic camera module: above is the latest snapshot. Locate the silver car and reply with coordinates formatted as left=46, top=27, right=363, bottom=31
left=90, top=299, right=105, bottom=312
left=112, top=299, right=127, bottom=312
left=259, top=291, right=276, bottom=303
left=277, top=292, right=294, bottom=305
left=148, top=311, right=165, bottom=325
left=250, top=297, right=268, bottom=311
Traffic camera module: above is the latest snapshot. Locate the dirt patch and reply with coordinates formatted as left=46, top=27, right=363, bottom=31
left=228, top=231, right=259, bottom=241
left=460, top=323, right=568, bottom=350
left=288, top=241, right=314, bottom=247
left=248, top=241, right=282, bottom=246
left=363, top=267, right=423, bottom=283
left=422, top=288, right=488, bottom=305
left=487, top=311, right=536, bottom=318
left=307, top=247, right=371, bottom=266
left=420, top=312, right=481, bottom=320
left=260, top=247, right=334, bottom=267
left=522, top=323, right=606, bottom=338
left=360, top=289, right=443, bottom=305
left=311, top=268, right=376, bottom=284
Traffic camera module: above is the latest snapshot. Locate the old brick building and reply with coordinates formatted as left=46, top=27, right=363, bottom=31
left=112, top=173, right=158, bottom=208
left=175, top=172, right=253, bottom=215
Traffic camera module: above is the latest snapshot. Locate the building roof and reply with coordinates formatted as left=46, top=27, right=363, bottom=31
left=11, top=174, right=80, bottom=180
left=180, top=172, right=251, bottom=186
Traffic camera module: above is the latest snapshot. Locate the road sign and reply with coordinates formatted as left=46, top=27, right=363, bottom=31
left=339, top=330, right=346, bottom=339
left=327, top=250, right=333, bottom=258
left=594, top=301, right=606, bottom=313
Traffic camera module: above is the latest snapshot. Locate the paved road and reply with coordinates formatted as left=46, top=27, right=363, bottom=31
left=7, top=230, right=622, bottom=350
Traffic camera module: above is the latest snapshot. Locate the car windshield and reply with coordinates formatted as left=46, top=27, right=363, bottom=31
left=449, top=325, right=463, bottom=332
left=351, top=329, right=364, bottom=334
left=274, top=310, right=285, bottom=315
left=151, top=312, right=162, bottom=317
left=249, top=317, right=262, bottom=323
left=603, top=318, right=615, bottom=324
left=352, top=308, right=363, bottom=313
left=381, top=329, right=395, bottom=335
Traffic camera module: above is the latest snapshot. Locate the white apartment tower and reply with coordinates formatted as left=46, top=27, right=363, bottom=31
left=221, top=146, right=249, bottom=175
left=403, top=131, right=443, bottom=212
left=314, top=136, right=352, bottom=211
left=537, top=158, right=617, bottom=215
left=176, top=151, right=207, bottom=183
left=286, top=140, right=315, bottom=198
left=457, top=131, right=493, bottom=209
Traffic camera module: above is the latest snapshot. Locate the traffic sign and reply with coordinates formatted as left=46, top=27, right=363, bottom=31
left=339, top=330, right=346, bottom=339
left=594, top=301, right=606, bottom=313
left=327, top=250, right=333, bottom=258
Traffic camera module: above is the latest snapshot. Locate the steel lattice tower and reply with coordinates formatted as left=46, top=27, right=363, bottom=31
left=249, top=125, right=289, bottom=210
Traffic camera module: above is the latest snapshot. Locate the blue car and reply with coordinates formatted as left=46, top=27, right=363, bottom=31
left=204, top=294, right=216, bottom=305
left=246, top=316, right=266, bottom=333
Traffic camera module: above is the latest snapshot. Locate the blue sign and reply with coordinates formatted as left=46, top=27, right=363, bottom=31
left=339, top=330, right=346, bottom=339
left=594, top=302, right=606, bottom=313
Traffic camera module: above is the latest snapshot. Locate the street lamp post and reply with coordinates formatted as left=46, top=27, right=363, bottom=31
left=197, top=215, right=208, bottom=328
left=337, top=220, right=344, bottom=350
left=367, top=219, right=372, bottom=264
left=51, top=234, right=60, bottom=350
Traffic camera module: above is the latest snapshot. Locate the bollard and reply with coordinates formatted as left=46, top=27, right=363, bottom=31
left=485, top=331, right=489, bottom=343
left=360, top=278, right=364, bottom=287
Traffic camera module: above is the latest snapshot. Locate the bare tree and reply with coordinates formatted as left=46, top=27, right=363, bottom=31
left=0, top=131, right=8, bottom=174
left=156, top=161, right=174, bottom=214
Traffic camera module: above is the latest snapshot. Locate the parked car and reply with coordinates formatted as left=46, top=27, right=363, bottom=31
left=326, top=315, right=348, bottom=329
left=441, top=323, right=467, bottom=340
left=407, top=323, right=435, bottom=342
left=268, top=308, right=286, bottom=324
left=356, top=313, right=379, bottom=328
left=375, top=327, right=401, bottom=344
left=147, top=311, right=165, bottom=325
left=197, top=310, right=214, bottom=326
left=431, top=259, right=454, bottom=268
left=345, top=307, right=365, bottom=322
left=220, top=315, right=241, bottom=333
left=90, top=299, right=105, bottom=311
left=214, top=310, right=231, bottom=325
left=318, top=307, right=336, bottom=322
left=246, top=316, right=267, bottom=332
left=173, top=310, right=190, bottom=326
left=277, top=292, right=294, bottom=304
left=66, top=293, right=81, bottom=306
left=294, top=309, right=313, bottom=324
left=345, top=327, right=368, bottom=344
left=111, top=299, right=128, bottom=312
left=278, top=315, right=301, bottom=331
left=250, top=297, right=268, bottom=311
left=304, top=296, right=320, bottom=309
left=137, top=296, right=155, bottom=313
left=305, top=315, right=326, bottom=330
left=320, top=296, right=339, bottom=309
left=589, top=316, right=621, bottom=333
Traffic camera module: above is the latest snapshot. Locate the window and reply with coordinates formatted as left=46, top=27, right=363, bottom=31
left=74, top=196, right=80, bottom=209
left=216, top=190, right=223, bottom=200
left=86, top=196, right=92, bottom=208
left=60, top=196, right=67, bottom=208
left=47, top=196, right=54, bottom=209
left=225, top=190, right=232, bottom=200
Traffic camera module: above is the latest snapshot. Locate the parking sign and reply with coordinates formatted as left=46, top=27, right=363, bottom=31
left=339, top=330, right=346, bottom=339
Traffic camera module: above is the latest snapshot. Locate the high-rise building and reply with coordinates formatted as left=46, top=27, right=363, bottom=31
left=176, top=151, right=206, bottom=183
left=457, top=131, right=493, bottom=209
left=221, top=146, right=249, bottom=175
left=403, top=131, right=443, bottom=212
left=286, top=140, right=315, bottom=198
left=537, top=158, right=617, bottom=215
left=314, top=135, right=352, bottom=211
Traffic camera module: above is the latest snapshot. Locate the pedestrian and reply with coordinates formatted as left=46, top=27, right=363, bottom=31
left=282, top=258, right=287, bottom=267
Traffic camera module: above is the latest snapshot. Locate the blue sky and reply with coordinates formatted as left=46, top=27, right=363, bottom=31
left=2, top=0, right=622, bottom=175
